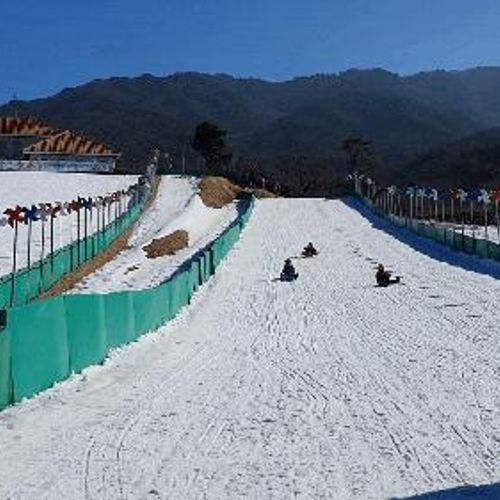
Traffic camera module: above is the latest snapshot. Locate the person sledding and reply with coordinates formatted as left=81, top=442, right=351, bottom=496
left=280, top=258, right=298, bottom=281
left=301, top=242, right=319, bottom=258
left=376, top=263, right=400, bottom=287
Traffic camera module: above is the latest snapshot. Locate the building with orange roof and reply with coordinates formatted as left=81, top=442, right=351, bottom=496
left=0, top=116, right=59, bottom=159
left=0, top=117, right=120, bottom=172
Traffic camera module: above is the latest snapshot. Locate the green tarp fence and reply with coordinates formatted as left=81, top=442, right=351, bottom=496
left=0, top=202, right=145, bottom=309
left=359, top=197, right=500, bottom=263
left=0, top=197, right=254, bottom=410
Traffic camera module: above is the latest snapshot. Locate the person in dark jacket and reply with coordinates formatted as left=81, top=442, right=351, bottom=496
left=376, top=264, right=400, bottom=287
left=281, top=258, right=298, bottom=281
left=302, top=242, right=319, bottom=257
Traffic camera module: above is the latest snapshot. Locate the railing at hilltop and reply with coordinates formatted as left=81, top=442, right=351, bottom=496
left=0, top=197, right=254, bottom=411
left=0, top=171, right=155, bottom=308
left=350, top=174, right=500, bottom=262
left=0, top=159, right=115, bottom=173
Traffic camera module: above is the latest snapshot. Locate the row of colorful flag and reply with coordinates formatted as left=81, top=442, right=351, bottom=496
left=0, top=183, right=142, bottom=229
left=351, top=174, right=500, bottom=204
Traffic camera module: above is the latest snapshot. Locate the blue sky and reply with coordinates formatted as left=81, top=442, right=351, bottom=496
left=1, top=0, right=500, bottom=104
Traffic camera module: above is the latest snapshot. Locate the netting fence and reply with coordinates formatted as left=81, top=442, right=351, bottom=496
left=0, top=197, right=254, bottom=410
left=0, top=175, right=153, bottom=308
left=350, top=175, right=500, bottom=262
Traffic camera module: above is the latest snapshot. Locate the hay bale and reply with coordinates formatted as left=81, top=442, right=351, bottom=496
left=251, top=188, right=277, bottom=199
left=198, top=177, right=243, bottom=208
left=143, top=230, right=189, bottom=259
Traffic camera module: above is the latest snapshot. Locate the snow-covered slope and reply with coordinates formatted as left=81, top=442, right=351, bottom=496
left=0, top=198, right=499, bottom=500
left=73, top=176, right=238, bottom=293
left=0, top=172, right=138, bottom=275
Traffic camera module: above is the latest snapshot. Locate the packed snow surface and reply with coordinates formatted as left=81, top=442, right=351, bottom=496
left=0, top=172, right=138, bottom=276
left=0, top=198, right=499, bottom=499
left=73, top=175, right=239, bottom=292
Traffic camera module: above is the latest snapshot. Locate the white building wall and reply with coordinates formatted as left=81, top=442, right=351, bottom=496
left=0, top=158, right=115, bottom=173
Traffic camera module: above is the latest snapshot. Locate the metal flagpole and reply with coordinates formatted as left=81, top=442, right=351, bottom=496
left=40, top=206, right=46, bottom=292
left=10, top=220, right=18, bottom=308
left=27, top=217, right=32, bottom=270
left=50, top=207, right=55, bottom=275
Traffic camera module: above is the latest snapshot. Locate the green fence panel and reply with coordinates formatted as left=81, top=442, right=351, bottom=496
left=26, top=264, right=41, bottom=302
left=178, top=271, right=191, bottom=309
left=133, top=288, right=161, bottom=337
left=188, top=260, right=199, bottom=297
left=151, top=284, right=169, bottom=327
left=199, top=250, right=210, bottom=283
left=84, top=235, right=94, bottom=261
left=451, top=232, right=462, bottom=251
left=488, top=241, right=500, bottom=261
left=194, top=256, right=204, bottom=287
left=476, top=239, right=489, bottom=259
left=463, top=235, right=476, bottom=254
left=94, top=232, right=103, bottom=255
left=77, top=239, right=87, bottom=266
left=0, top=280, right=9, bottom=309
left=103, top=224, right=114, bottom=248
left=444, top=229, right=454, bottom=248
left=0, top=199, right=146, bottom=309
left=435, top=228, right=446, bottom=244
left=157, top=281, right=174, bottom=323
left=0, top=320, right=11, bottom=410
left=65, top=294, right=107, bottom=373
left=149, top=285, right=170, bottom=332
left=167, top=275, right=180, bottom=318
left=212, top=239, right=222, bottom=269
left=0, top=198, right=253, bottom=410
left=206, top=249, right=213, bottom=279
left=13, top=270, right=31, bottom=307
left=69, top=241, right=79, bottom=273
left=104, top=292, right=136, bottom=349
left=52, top=248, right=66, bottom=282
left=9, top=297, right=69, bottom=402
left=422, top=224, right=432, bottom=239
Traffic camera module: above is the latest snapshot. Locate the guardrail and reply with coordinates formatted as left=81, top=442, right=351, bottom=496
left=359, top=196, right=500, bottom=262
left=350, top=174, right=500, bottom=262
left=0, top=175, right=153, bottom=308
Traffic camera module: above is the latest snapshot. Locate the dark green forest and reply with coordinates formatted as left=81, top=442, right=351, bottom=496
left=2, top=67, right=500, bottom=195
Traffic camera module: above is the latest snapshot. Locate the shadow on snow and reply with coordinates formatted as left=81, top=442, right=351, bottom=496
left=342, top=197, right=500, bottom=281
left=392, top=482, right=500, bottom=499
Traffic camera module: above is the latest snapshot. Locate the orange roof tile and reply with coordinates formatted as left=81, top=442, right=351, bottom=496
left=24, top=130, right=120, bottom=157
left=0, top=116, right=58, bottom=137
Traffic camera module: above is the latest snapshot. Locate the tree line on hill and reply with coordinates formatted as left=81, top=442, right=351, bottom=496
left=2, top=68, right=500, bottom=194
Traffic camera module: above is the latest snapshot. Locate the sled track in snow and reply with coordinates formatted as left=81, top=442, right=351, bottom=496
left=0, top=198, right=499, bottom=499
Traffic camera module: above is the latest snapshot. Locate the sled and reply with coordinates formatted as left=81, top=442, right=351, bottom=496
left=279, top=273, right=299, bottom=282
left=375, top=276, right=402, bottom=287
left=300, top=251, right=319, bottom=258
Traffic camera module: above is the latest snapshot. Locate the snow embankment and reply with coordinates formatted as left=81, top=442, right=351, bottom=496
left=0, top=198, right=498, bottom=499
left=0, top=172, right=138, bottom=276
left=72, top=175, right=239, bottom=293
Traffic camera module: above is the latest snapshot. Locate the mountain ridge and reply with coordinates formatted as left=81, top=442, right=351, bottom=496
left=2, top=67, right=500, bottom=193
